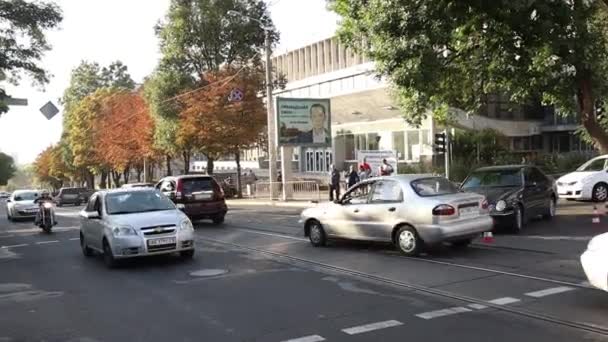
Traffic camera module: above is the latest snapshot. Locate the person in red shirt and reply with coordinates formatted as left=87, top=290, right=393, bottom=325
left=360, top=158, right=371, bottom=176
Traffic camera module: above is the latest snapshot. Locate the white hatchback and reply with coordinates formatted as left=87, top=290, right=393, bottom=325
left=556, top=155, right=608, bottom=202
left=581, top=233, right=608, bottom=292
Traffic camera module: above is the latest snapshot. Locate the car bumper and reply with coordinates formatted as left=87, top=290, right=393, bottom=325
left=183, top=202, right=228, bottom=219
left=12, top=209, right=39, bottom=218
left=581, top=250, right=608, bottom=292
left=417, top=216, right=493, bottom=244
left=490, top=210, right=516, bottom=228
left=109, top=232, right=195, bottom=259
left=557, top=185, right=587, bottom=200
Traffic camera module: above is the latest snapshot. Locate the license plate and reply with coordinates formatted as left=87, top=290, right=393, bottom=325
left=194, top=193, right=212, bottom=200
left=459, top=207, right=477, bottom=216
left=147, top=237, right=176, bottom=246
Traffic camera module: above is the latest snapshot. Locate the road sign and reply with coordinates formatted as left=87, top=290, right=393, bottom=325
left=228, top=88, right=244, bottom=102
left=5, top=97, right=28, bottom=106
left=40, top=101, right=59, bottom=120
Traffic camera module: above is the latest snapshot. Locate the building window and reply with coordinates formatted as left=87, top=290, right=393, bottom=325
left=344, top=134, right=355, bottom=160
left=356, top=134, right=367, bottom=152
left=306, top=151, right=314, bottom=172
left=531, top=135, right=543, bottom=150
left=406, top=130, right=420, bottom=161
left=325, top=151, right=332, bottom=170
left=368, top=133, right=379, bottom=150
left=392, top=131, right=405, bottom=160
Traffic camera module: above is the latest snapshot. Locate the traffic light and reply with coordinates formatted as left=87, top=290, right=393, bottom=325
left=434, top=132, right=446, bottom=154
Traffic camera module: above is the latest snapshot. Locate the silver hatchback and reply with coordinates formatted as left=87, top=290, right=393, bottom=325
left=300, top=175, right=493, bottom=256
left=79, top=188, right=195, bottom=268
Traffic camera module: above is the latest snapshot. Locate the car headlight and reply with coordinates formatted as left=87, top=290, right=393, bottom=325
left=495, top=200, right=507, bottom=212
left=567, top=181, right=578, bottom=186
left=180, top=219, right=194, bottom=232
left=112, top=225, right=137, bottom=237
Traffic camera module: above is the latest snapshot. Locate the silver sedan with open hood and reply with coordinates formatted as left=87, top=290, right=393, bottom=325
left=300, top=175, right=493, bottom=256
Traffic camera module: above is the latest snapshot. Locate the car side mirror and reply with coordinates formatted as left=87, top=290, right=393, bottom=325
left=82, top=211, right=100, bottom=220
left=176, top=203, right=186, bottom=211
left=526, top=181, right=538, bottom=188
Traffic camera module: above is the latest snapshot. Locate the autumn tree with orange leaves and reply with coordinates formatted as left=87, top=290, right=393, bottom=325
left=180, top=65, right=267, bottom=197
left=95, top=90, right=155, bottom=187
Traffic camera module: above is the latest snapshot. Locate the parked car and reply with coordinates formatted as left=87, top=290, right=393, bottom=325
left=156, top=175, right=227, bottom=224
left=0, top=191, right=10, bottom=199
left=55, top=187, right=93, bottom=206
left=5, top=190, right=41, bottom=221
left=581, top=232, right=608, bottom=292
left=460, top=165, right=557, bottom=232
left=556, top=154, right=608, bottom=202
left=299, top=175, right=493, bottom=256
left=121, top=183, right=155, bottom=189
left=79, top=188, right=195, bottom=268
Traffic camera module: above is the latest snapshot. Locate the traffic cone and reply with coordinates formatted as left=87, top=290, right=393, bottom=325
left=482, top=231, right=494, bottom=243
left=604, top=201, right=608, bottom=215
left=592, top=205, right=600, bottom=224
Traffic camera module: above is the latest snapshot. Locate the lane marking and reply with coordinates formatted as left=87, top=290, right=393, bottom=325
left=416, top=307, right=472, bottom=319
left=521, top=235, right=591, bottom=241
left=488, top=297, right=521, bottom=305
left=525, top=286, right=575, bottom=298
left=1, top=244, right=28, bottom=248
left=468, top=303, right=488, bottom=310
left=68, top=238, right=80, bottom=241
left=281, top=335, right=325, bottom=342
left=342, top=320, right=403, bottom=335
left=36, top=240, right=59, bottom=245
left=233, top=227, right=307, bottom=241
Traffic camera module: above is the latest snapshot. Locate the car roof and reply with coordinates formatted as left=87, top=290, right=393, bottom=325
left=12, top=189, right=41, bottom=194
left=365, top=174, right=439, bottom=183
left=97, top=187, right=158, bottom=196
left=474, top=164, right=528, bottom=172
left=164, top=174, right=213, bottom=180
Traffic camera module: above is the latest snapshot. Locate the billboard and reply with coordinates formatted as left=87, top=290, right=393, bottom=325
left=356, top=150, right=398, bottom=176
left=276, top=97, right=331, bottom=146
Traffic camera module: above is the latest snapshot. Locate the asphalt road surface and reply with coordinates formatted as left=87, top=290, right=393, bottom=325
left=1, top=199, right=607, bottom=342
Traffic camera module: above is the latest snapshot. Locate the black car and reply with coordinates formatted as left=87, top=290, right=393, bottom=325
left=460, top=165, right=557, bottom=232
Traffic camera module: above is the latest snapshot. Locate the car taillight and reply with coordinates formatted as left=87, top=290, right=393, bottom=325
left=481, top=199, right=488, bottom=210
left=176, top=180, right=183, bottom=200
left=212, top=181, right=224, bottom=200
left=432, top=204, right=455, bottom=216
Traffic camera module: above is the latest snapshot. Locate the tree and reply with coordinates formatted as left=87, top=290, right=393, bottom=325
left=101, top=61, right=136, bottom=90
left=0, top=0, right=62, bottom=115
left=0, top=152, right=16, bottom=186
left=332, top=0, right=608, bottom=153
left=180, top=66, right=267, bottom=195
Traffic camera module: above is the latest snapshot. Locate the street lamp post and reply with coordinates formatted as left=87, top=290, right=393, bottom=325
left=227, top=10, right=277, bottom=198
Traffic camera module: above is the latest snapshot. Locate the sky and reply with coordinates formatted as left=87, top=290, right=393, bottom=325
left=0, top=0, right=339, bottom=165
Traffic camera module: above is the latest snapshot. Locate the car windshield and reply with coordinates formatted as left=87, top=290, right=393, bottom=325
left=576, top=158, right=607, bottom=172
left=462, top=169, right=523, bottom=188
left=13, top=192, right=38, bottom=201
left=181, top=178, right=213, bottom=194
left=105, top=191, right=175, bottom=215
left=411, top=177, right=459, bottom=197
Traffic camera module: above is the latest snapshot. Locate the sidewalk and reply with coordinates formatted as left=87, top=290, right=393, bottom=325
left=226, top=198, right=323, bottom=208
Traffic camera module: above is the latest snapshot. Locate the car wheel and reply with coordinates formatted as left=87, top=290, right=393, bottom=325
left=80, top=233, right=93, bottom=257
left=592, top=183, right=608, bottom=202
left=212, top=215, right=225, bottom=225
left=451, top=238, right=472, bottom=248
left=180, top=249, right=195, bottom=259
left=307, top=220, right=327, bottom=247
left=395, top=225, right=422, bottom=256
left=512, top=205, right=524, bottom=233
left=543, top=196, right=557, bottom=220
left=102, top=239, right=118, bottom=268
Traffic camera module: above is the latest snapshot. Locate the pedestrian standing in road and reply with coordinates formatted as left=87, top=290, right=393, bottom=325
left=380, top=159, right=394, bottom=176
left=329, top=164, right=341, bottom=201
left=361, top=158, right=372, bottom=177
left=359, top=165, right=368, bottom=181
left=347, top=165, right=360, bottom=189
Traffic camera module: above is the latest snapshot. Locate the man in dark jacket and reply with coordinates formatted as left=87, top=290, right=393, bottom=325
left=347, top=165, right=360, bottom=189
left=329, top=164, right=341, bottom=201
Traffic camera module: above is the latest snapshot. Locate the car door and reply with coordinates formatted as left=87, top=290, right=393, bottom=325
left=523, top=167, right=545, bottom=216
left=530, top=167, right=553, bottom=214
left=324, top=181, right=373, bottom=239
left=362, top=180, right=404, bottom=241
left=83, top=194, right=105, bottom=250
left=81, top=194, right=97, bottom=242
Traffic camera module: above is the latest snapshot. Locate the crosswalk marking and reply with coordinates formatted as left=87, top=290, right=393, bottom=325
left=525, top=286, right=575, bottom=298
left=281, top=335, right=325, bottom=342
left=467, top=303, right=488, bottom=310
left=488, top=297, right=521, bottom=305
left=1, top=244, right=28, bottom=248
left=36, top=240, right=59, bottom=245
left=342, top=320, right=403, bottom=335
left=416, top=307, right=472, bottom=319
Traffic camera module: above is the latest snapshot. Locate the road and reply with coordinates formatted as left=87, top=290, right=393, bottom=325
left=0, top=199, right=607, bottom=341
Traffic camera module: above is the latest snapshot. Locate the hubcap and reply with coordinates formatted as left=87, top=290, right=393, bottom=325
left=398, top=230, right=416, bottom=253
left=310, top=224, right=322, bottom=243
left=516, top=208, right=522, bottom=230
left=549, top=200, right=556, bottom=216
left=596, top=186, right=608, bottom=201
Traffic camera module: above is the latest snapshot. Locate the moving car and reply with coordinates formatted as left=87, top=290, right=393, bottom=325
left=156, top=175, right=227, bottom=224
left=5, top=190, right=41, bottom=221
left=300, top=175, right=493, bottom=256
left=580, top=232, right=608, bottom=292
left=121, top=183, right=155, bottom=188
left=0, top=191, right=10, bottom=199
left=79, top=188, right=195, bottom=268
left=55, top=187, right=93, bottom=206
left=460, top=165, right=556, bottom=232
left=556, top=155, right=608, bottom=202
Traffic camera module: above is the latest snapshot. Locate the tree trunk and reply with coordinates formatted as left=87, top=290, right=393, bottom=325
left=85, top=170, right=95, bottom=189
left=165, top=155, right=172, bottom=176
left=182, top=150, right=190, bottom=175
left=136, top=167, right=142, bottom=182
left=235, top=150, right=243, bottom=198
left=123, top=167, right=130, bottom=184
left=578, top=77, right=608, bottom=154
left=112, top=171, right=121, bottom=188
left=100, top=169, right=108, bottom=189
left=206, top=157, right=214, bottom=175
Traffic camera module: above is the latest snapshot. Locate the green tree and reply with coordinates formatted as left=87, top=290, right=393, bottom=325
left=0, top=0, right=62, bottom=115
left=0, top=152, right=16, bottom=186
left=332, top=0, right=608, bottom=153
left=101, top=61, right=136, bottom=90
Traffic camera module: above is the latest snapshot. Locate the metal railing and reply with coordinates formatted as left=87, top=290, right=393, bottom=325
left=251, top=181, right=321, bottom=201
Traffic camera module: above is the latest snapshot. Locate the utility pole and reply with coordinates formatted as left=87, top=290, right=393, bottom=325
left=265, top=31, right=277, bottom=198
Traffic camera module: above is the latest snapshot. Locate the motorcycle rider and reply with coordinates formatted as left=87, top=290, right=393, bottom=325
left=34, top=190, right=57, bottom=226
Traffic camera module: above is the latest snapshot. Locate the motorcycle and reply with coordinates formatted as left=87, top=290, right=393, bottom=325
left=36, top=201, right=55, bottom=233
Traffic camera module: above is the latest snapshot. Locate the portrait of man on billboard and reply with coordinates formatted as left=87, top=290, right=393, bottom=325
left=297, top=103, right=330, bottom=145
